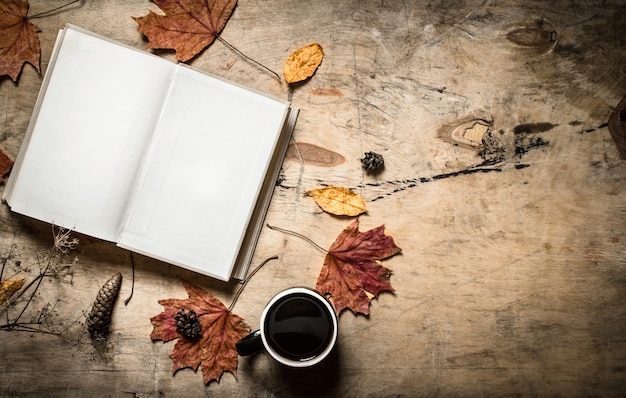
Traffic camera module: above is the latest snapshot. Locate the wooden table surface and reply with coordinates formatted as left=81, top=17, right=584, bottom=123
left=1, top=1, right=625, bottom=396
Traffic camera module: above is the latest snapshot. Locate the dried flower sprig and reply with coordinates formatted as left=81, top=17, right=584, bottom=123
left=53, top=226, right=80, bottom=254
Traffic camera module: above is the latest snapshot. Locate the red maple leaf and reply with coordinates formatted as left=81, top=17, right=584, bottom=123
left=316, top=219, right=402, bottom=315
left=0, top=149, right=14, bottom=183
left=150, top=279, right=250, bottom=384
left=0, top=0, right=41, bottom=81
left=133, top=0, right=237, bottom=62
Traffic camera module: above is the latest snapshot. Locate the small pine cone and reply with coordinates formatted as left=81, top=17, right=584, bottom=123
left=175, top=308, right=202, bottom=341
left=360, top=151, right=385, bottom=173
left=86, top=273, right=122, bottom=339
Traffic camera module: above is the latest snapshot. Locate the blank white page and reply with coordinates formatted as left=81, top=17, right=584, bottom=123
left=4, top=25, right=175, bottom=241
left=118, top=65, right=289, bottom=281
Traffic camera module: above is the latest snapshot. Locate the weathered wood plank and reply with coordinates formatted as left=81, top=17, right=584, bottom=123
left=1, top=0, right=625, bottom=396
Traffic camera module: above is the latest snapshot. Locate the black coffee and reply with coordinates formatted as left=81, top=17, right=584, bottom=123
left=264, top=293, right=333, bottom=361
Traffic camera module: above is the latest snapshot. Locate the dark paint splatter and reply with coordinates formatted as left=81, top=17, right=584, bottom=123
left=515, top=137, right=549, bottom=157
left=513, top=123, right=558, bottom=135
left=367, top=123, right=556, bottom=202
left=431, top=167, right=502, bottom=180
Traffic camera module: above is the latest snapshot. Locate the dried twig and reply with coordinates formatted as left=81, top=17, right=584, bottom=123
left=1, top=226, right=79, bottom=336
left=123, top=253, right=135, bottom=305
left=27, top=0, right=81, bottom=20
left=266, top=224, right=328, bottom=253
left=0, top=244, right=16, bottom=281
left=216, top=35, right=280, bottom=80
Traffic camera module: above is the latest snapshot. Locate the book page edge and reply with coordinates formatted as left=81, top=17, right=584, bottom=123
left=2, top=27, right=68, bottom=205
left=230, top=107, right=299, bottom=281
left=116, top=242, right=230, bottom=282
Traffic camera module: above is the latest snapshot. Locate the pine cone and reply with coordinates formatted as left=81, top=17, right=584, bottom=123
left=360, top=151, right=385, bottom=173
left=86, top=273, right=122, bottom=339
left=175, top=308, right=202, bottom=341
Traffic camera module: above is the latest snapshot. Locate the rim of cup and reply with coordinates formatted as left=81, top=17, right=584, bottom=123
left=259, top=287, right=338, bottom=368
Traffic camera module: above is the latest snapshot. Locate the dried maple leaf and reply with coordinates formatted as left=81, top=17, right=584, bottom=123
left=0, top=149, right=14, bottom=183
left=0, top=278, right=25, bottom=306
left=306, top=186, right=367, bottom=217
left=316, top=219, right=401, bottom=315
left=150, top=280, right=250, bottom=384
left=0, top=0, right=41, bottom=81
left=284, top=43, right=323, bottom=83
left=133, top=0, right=237, bottom=62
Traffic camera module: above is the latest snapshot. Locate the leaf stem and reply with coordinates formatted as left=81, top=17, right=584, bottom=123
left=228, top=256, right=278, bottom=312
left=216, top=35, right=280, bottom=80
left=27, top=0, right=80, bottom=20
left=266, top=224, right=328, bottom=253
left=123, top=253, right=135, bottom=305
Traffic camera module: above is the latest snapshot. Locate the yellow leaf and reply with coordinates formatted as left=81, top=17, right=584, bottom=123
left=284, top=43, right=324, bottom=83
left=0, top=278, right=25, bottom=305
left=306, top=186, right=367, bottom=216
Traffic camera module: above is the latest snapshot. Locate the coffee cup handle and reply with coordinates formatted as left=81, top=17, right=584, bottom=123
left=236, top=329, right=263, bottom=356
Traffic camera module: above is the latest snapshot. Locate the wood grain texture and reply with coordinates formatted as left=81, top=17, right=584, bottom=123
left=1, top=0, right=625, bottom=396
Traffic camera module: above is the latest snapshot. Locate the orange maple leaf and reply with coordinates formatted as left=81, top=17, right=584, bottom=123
left=0, top=0, right=41, bottom=81
left=133, top=0, right=237, bottom=62
left=316, top=219, right=402, bottom=315
left=150, top=280, right=250, bottom=384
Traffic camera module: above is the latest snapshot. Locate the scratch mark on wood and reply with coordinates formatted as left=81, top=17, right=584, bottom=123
left=352, top=42, right=366, bottom=196
left=290, top=139, right=305, bottom=215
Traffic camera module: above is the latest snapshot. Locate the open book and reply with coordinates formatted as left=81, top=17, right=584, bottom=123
left=2, top=25, right=298, bottom=281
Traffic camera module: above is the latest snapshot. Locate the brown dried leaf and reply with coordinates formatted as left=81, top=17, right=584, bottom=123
left=133, top=0, right=237, bottom=62
left=0, top=278, right=25, bottom=305
left=284, top=43, right=323, bottom=83
left=306, top=186, right=367, bottom=216
left=316, top=220, right=401, bottom=315
left=150, top=280, right=250, bottom=384
left=0, top=149, right=14, bottom=182
left=0, top=0, right=41, bottom=81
